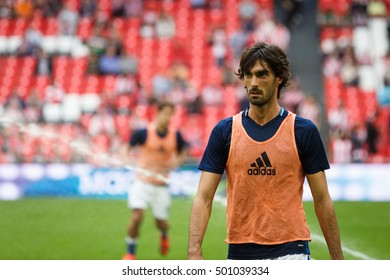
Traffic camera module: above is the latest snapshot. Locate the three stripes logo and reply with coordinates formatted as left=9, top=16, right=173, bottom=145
left=247, top=151, right=276, bottom=176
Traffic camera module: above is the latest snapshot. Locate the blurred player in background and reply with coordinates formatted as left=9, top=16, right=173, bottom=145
left=188, top=41, right=344, bottom=260
left=122, top=101, right=188, bottom=260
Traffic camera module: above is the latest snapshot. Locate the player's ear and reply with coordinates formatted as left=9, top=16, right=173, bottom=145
left=276, top=77, right=283, bottom=85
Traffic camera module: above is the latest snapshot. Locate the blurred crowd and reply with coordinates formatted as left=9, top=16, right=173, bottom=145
left=318, top=0, right=389, bottom=163
left=0, top=0, right=388, bottom=164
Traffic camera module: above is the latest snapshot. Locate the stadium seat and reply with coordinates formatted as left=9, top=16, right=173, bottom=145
left=62, top=94, right=82, bottom=123
left=6, top=36, right=22, bottom=53
left=77, top=17, right=93, bottom=40
left=41, top=36, right=58, bottom=54
left=56, top=36, right=78, bottom=55
left=80, top=93, right=101, bottom=114
left=42, top=103, right=62, bottom=123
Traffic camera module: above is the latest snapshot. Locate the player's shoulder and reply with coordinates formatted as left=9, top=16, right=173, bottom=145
left=130, top=127, right=147, bottom=144
left=207, top=116, right=233, bottom=142
left=216, top=116, right=233, bottom=129
left=213, top=116, right=233, bottom=135
left=293, top=114, right=318, bottom=132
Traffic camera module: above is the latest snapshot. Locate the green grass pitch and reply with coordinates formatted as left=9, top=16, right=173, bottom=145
left=0, top=197, right=389, bottom=260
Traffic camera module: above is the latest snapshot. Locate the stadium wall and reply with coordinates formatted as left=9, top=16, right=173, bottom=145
left=0, top=164, right=389, bottom=201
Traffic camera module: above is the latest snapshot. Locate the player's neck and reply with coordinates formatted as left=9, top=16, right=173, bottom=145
left=248, top=104, right=281, bottom=126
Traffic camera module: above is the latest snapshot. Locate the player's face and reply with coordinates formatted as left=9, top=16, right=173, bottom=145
left=243, top=60, right=281, bottom=107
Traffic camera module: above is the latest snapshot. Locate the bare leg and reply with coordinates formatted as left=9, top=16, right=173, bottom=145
left=128, top=209, right=144, bottom=238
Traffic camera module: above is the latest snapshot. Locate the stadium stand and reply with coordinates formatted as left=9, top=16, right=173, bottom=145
left=0, top=0, right=389, bottom=164
left=318, top=0, right=390, bottom=163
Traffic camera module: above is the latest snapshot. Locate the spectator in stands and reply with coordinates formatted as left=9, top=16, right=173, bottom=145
left=25, top=23, right=43, bottom=47
left=340, top=48, right=359, bottom=87
left=87, top=53, right=100, bottom=74
left=332, top=132, right=352, bottom=163
left=129, top=108, right=147, bottom=133
left=44, top=78, right=64, bottom=104
left=365, top=111, right=380, bottom=155
left=201, top=80, right=223, bottom=107
left=0, top=0, right=14, bottom=18
left=317, top=8, right=338, bottom=27
left=174, top=82, right=198, bottom=107
left=23, top=87, right=43, bottom=123
left=15, top=23, right=42, bottom=56
left=13, top=0, right=34, bottom=19
left=79, top=0, right=96, bottom=18
left=99, top=43, right=121, bottom=75
left=111, top=0, right=127, bottom=17
left=322, top=50, right=341, bottom=77
left=57, top=3, right=79, bottom=36
left=35, top=0, right=63, bottom=18
left=106, top=23, right=124, bottom=56
left=99, top=88, right=117, bottom=114
left=1, top=125, right=22, bottom=163
left=367, top=0, right=388, bottom=17
left=119, top=50, right=138, bottom=75
left=115, top=74, right=139, bottom=96
left=1, top=95, right=25, bottom=123
left=209, top=0, right=223, bottom=9
left=186, top=94, right=203, bottom=115
left=252, top=16, right=291, bottom=52
left=35, top=47, right=53, bottom=76
left=320, top=31, right=337, bottom=56
left=328, top=100, right=350, bottom=139
left=221, top=61, right=237, bottom=86
left=297, top=95, right=322, bottom=129
left=228, top=28, right=249, bottom=66
left=86, top=25, right=108, bottom=57
left=5, top=87, right=26, bottom=109
left=15, top=38, right=37, bottom=56
left=351, top=0, right=369, bottom=27
left=279, top=77, right=304, bottom=113
left=190, top=0, right=208, bottom=9
left=88, top=104, right=116, bottom=137
left=139, top=7, right=157, bottom=38
left=126, top=0, right=143, bottom=18
left=208, top=26, right=227, bottom=68
left=251, top=12, right=291, bottom=52
left=272, top=19, right=291, bottom=52
left=168, top=61, right=191, bottom=90
left=151, top=71, right=173, bottom=101
left=155, top=8, right=176, bottom=39
left=351, top=123, right=367, bottom=163
left=92, top=5, right=110, bottom=29
left=238, top=0, right=258, bottom=33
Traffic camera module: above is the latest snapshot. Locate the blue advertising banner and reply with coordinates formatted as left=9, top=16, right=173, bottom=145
left=0, top=164, right=201, bottom=200
left=0, top=163, right=389, bottom=201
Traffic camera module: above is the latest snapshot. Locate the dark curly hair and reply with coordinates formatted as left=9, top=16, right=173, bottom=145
left=235, top=41, right=291, bottom=99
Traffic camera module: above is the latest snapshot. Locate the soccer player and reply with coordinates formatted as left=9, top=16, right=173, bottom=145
left=188, top=41, right=344, bottom=260
left=122, top=101, right=188, bottom=260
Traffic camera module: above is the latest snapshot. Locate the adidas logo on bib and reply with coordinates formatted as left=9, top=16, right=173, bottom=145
left=247, top=151, right=276, bottom=176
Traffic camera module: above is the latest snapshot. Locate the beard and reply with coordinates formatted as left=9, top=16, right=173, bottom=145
left=247, top=85, right=278, bottom=107
left=249, top=94, right=272, bottom=107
